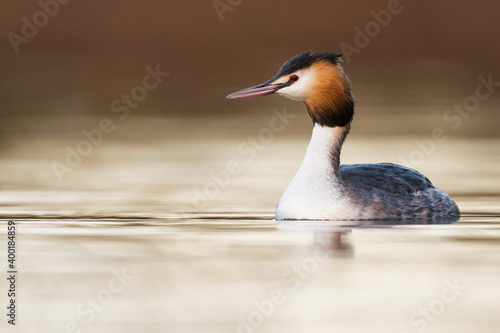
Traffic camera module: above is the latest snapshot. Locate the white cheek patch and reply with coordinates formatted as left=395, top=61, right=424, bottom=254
left=276, top=69, right=315, bottom=101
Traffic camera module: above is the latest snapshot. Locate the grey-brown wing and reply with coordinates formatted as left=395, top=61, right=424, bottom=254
left=339, top=163, right=433, bottom=195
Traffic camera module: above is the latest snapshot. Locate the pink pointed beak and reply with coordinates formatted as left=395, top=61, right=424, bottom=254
left=226, top=82, right=289, bottom=99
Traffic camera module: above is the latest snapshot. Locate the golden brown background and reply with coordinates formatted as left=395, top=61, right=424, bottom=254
left=1, top=0, right=499, bottom=127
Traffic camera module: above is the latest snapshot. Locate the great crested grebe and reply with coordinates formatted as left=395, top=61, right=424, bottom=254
left=227, top=51, right=460, bottom=221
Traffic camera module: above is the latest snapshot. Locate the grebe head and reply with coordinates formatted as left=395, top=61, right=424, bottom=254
left=227, top=51, right=354, bottom=127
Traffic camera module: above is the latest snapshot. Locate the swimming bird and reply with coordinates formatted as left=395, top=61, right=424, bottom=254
left=227, top=51, right=460, bottom=221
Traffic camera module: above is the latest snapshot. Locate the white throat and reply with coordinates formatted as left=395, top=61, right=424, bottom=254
left=276, top=123, right=350, bottom=220
left=297, top=123, right=346, bottom=178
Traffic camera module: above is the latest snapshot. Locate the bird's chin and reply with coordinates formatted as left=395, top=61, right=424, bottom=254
left=276, top=92, right=303, bottom=102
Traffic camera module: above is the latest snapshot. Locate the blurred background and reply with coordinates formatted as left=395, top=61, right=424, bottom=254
left=0, top=0, right=499, bottom=215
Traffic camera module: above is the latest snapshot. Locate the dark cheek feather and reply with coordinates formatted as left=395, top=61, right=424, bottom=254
left=308, top=99, right=355, bottom=127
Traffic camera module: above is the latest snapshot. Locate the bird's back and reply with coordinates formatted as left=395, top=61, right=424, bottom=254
left=339, top=163, right=459, bottom=220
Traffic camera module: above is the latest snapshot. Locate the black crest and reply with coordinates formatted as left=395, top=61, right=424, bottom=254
left=275, top=51, right=343, bottom=77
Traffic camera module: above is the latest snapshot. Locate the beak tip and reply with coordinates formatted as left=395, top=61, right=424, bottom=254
left=226, top=92, right=245, bottom=99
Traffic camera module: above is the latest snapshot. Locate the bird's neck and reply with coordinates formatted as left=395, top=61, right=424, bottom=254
left=298, top=123, right=350, bottom=181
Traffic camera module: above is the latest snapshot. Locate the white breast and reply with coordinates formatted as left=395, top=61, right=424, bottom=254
left=275, top=124, right=361, bottom=220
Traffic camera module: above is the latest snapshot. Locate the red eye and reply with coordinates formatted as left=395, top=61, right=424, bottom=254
left=290, top=75, right=299, bottom=82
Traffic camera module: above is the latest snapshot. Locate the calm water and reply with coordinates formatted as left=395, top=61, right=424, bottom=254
left=1, top=113, right=500, bottom=332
